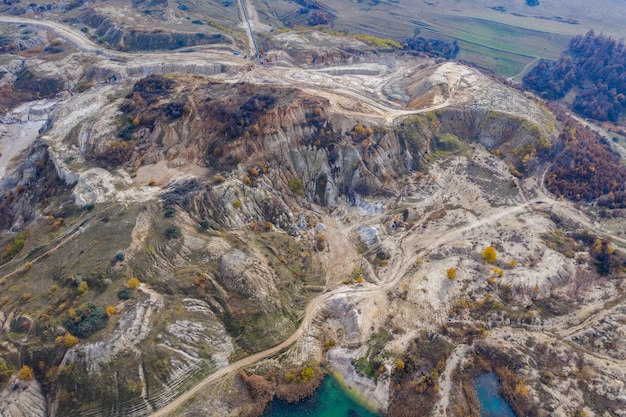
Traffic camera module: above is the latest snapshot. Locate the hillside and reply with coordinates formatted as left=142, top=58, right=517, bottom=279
left=1, top=7, right=626, bottom=417
left=524, top=31, right=626, bottom=123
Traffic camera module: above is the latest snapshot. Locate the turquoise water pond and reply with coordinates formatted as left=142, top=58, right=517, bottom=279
left=261, top=371, right=515, bottom=417
left=474, top=373, right=517, bottom=417
left=261, top=374, right=381, bottom=417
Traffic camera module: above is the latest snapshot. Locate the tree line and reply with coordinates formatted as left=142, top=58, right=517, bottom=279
left=544, top=105, right=626, bottom=204
left=524, top=30, right=626, bottom=122
left=403, top=37, right=459, bottom=59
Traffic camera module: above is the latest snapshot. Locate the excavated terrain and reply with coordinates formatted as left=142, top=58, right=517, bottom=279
left=1, top=8, right=626, bottom=417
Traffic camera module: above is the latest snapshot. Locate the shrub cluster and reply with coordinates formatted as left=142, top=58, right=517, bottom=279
left=63, top=301, right=108, bottom=338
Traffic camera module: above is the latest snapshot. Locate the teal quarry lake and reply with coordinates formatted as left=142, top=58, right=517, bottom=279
left=261, top=373, right=381, bottom=417
left=474, top=373, right=517, bottom=417
left=261, top=371, right=516, bottom=417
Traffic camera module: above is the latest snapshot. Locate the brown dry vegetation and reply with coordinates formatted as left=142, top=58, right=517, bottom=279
left=239, top=372, right=274, bottom=417
left=0, top=69, right=65, bottom=113
left=452, top=344, right=539, bottom=417
left=275, top=367, right=324, bottom=403
left=387, top=332, right=453, bottom=417
left=96, top=75, right=333, bottom=171
left=545, top=116, right=626, bottom=204
left=238, top=363, right=325, bottom=417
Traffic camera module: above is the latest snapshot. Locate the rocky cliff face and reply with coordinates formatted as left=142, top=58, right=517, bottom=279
left=80, top=9, right=229, bottom=51
left=0, top=377, right=46, bottom=417
left=0, top=141, right=70, bottom=231
left=0, top=63, right=558, bottom=414
left=3, top=21, right=625, bottom=417
left=65, top=74, right=551, bottom=230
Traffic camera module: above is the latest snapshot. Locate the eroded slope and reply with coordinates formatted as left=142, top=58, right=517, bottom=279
left=0, top=18, right=625, bottom=417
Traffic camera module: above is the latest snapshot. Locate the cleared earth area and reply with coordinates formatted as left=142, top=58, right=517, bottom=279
left=1, top=4, right=626, bottom=417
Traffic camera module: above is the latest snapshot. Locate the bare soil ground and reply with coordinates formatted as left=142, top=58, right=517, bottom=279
left=2, top=11, right=626, bottom=417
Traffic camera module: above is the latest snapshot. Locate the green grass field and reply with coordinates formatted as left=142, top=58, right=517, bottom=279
left=412, top=15, right=570, bottom=76
left=268, top=0, right=626, bottom=77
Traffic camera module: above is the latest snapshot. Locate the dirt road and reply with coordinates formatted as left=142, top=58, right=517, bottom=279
left=0, top=15, right=111, bottom=55
left=148, top=196, right=536, bottom=416
left=3, top=14, right=617, bottom=417
left=0, top=15, right=470, bottom=127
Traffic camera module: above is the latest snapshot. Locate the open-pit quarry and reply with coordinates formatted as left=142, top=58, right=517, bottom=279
left=1, top=8, right=626, bottom=417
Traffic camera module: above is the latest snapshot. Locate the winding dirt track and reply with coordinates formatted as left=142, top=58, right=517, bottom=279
left=4, top=14, right=626, bottom=417
left=0, top=15, right=454, bottom=126
left=149, top=200, right=535, bottom=416
left=0, top=15, right=131, bottom=59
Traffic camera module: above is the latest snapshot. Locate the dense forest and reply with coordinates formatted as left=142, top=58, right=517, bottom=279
left=544, top=107, right=626, bottom=204
left=524, top=31, right=626, bottom=122
left=403, top=37, right=459, bottom=59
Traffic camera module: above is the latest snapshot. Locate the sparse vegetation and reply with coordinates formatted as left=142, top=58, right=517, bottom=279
left=289, top=178, right=305, bottom=196
left=316, top=234, right=326, bottom=251
left=447, top=267, right=457, bottom=280
left=0, top=359, right=13, bottom=380
left=77, top=280, right=89, bottom=295
left=164, top=207, right=176, bottom=218
left=353, top=34, right=401, bottom=49
left=275, top=362, right=325, bottom=403
left=387, top=332, right=453, bottom=417
left=164, top=225, right=182, bottom=239
left=3, top=231, right=26, bottom=260
left=55, top=333, right=80, bottom=348
left=353, top=328, right=391, bottom=380
left=127, top=277, right=141, bottom=290
left=349, top=123, right=374, bottom=143
left=199, top=217, right=212, bottom=230
left=17, top=365, right=34, bottom=381
left=483, top=246, right=497, bottom=263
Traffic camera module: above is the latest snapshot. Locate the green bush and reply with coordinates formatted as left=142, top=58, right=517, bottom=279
left=164, top=225, right=182, bottom=239
left=164, top=207, right=176, bottom=218
left=118, top=287, right=133, bottom=300
left=199, top=217, right=211, bottom=230
left=4, top=232, right=26, bottom=259
left=300, top=366, right=315, bottom=382
left=63, top=302, right=108, bottom=338
left=289, top=178, right=305, bottom=196
left=0, top=358, right=13, bottom=380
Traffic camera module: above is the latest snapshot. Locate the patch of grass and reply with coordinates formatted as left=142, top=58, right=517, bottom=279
left=541, top=229, right=581, bottom=258
left=354, top=328, right=391, bottom=380
left=3, top=231, right=26, bottom=260
left=353, top=34, right=401, bottom=49
left=288, top=178, right=305, bottom=196
left=164, top=225, right=182, bottom=240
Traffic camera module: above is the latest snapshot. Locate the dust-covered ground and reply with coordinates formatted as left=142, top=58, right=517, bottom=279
left=0, top=12, right=625, bottom=417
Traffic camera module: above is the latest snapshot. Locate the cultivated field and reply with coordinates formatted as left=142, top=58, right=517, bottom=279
left=265, top=0, right=626, bottom=76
